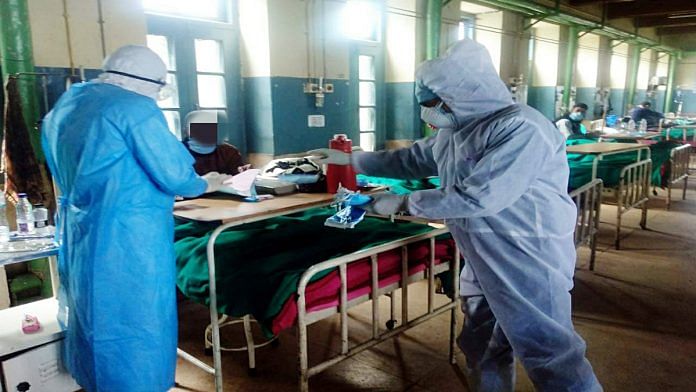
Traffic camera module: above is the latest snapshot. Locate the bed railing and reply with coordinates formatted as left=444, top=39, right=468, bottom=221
left=667, top=144, right=691, bottom=209
left=569, top=179, right=603, bottom=270
left=614, top=159, right=652, bottom=249
left=296, top=227, right=460, bottom=392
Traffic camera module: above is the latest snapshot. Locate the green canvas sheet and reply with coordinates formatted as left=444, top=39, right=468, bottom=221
left=174, top=208, right=436, bottom=333
left=358, top=174, right=440, bottom=195
left=663, top=128, right=695, bottom=140
left=566, top=139, right=680, bottom=190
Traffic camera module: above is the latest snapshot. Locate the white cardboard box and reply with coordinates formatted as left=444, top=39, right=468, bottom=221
left=2, top=340, right=80, bottom=392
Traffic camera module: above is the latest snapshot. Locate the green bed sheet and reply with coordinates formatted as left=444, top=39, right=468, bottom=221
left=566, top=139, right=681, bottom=190
left=174, top=208, right=436, bottom=334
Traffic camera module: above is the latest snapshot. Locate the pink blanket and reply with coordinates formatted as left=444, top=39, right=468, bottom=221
left=271, top=238, right=456, bottom=335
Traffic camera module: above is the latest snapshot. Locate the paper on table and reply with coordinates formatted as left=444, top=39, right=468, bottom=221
left=218, top=169, right=262, bottom=197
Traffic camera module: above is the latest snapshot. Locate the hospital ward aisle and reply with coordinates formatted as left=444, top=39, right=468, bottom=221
left=172, top=174, right=696, bottom=392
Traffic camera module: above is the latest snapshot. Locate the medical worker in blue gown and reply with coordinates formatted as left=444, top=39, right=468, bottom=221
left=312, top=39, right=602, bottom=391
left=42, top=45, right=229, bottom=392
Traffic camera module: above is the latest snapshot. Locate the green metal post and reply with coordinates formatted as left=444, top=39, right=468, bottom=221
left=0, top=0, right=43, bottom=160
left=663, top=52, right=677, bottom=113
left=624, top=44, right=641, bottom=115
left=425, top=0, right=442, bottom=60
left=561, top=25, right=578, bottom=111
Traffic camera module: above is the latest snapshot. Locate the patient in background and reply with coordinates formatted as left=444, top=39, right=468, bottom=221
left=182, top=110, right=250, bottom=175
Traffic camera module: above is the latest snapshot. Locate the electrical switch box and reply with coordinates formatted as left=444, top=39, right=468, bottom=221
left=308, top=115, right=326, bottom=128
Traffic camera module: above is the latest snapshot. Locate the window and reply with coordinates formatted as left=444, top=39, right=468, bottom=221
left=147, top=34, right=181, bottom=137
left=195, top=39, right=227, bottom=109
left=142, top=0, right=228, bottom=22
left=343, top=1, right=381, bottom=42
left=146, top=16, right=240, bottom=148
left=358, top=55, right=376, bottom=151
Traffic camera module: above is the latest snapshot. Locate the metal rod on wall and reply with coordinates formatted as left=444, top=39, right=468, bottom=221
left=97, top=0, right=107, bottom=58
left=62, top=0, right=76, bottom=75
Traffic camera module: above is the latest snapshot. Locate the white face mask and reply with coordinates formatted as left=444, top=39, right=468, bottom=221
left=157, top=84, right=174, bottom=101
left=420, top=101, right=457, bottom=129
left=569, top=112, right=584, bottom=122
left=188, top=139, right=216, bottom=154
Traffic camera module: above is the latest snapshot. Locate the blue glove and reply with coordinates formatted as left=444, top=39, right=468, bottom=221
left=363, top=192, right=409, bottom=216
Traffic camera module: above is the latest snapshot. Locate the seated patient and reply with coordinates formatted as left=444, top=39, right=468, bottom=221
left=183, top=110, right=249, bottom=175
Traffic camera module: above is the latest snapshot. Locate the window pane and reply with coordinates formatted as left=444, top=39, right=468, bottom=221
left=359, top=132, right=375, bottom=152
left=157, top=73, right=179, bottom=109
left=359, top=82, right=376, bottom=106
left=162, top=110, right=181, bottom=138
left=197, top=75, right=227, bottom=108
left=195, top=39, right=224, bottom=73
left=147, top=35, right=175, bottom=71
left=359, top=107, right=375, bottom=132
left=358, top=55, right=375, bottom=80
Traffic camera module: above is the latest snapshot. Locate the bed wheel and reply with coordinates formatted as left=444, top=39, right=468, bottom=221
left=386, top=320, right=397, bottom=330
left=271, top=338, right=281, bottom=348
left=248, top=368, right=258, bottom=377
left=204, top=347, right=213, bottom=356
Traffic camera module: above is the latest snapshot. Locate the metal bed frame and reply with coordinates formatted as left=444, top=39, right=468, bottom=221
left=602, top=159, right=652, bottom=250
left=178, top=218, right=459, bottom=392
left=666, top=144, right=691, bottom=209
left=296, top=227, right=460, bottom=392
left=569, top=179, right=603, bottom=270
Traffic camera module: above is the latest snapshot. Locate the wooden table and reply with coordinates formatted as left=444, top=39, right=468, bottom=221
left=598, top=131, right=662, bottom=142
left=566, top=142, right=651, bottom=179
left=174, top=192, right=338, bottom=224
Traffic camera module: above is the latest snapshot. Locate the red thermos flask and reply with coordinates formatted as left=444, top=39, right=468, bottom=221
left=326, top=134, right=357, bottom=193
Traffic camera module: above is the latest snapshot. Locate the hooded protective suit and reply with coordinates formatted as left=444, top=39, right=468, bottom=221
left=352, top=40, right=601, bottom=391
left=42, top=47, right=207, bottom=391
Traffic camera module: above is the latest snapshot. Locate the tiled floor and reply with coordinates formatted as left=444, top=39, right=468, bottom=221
left=174, top=174, right=696, bottom=391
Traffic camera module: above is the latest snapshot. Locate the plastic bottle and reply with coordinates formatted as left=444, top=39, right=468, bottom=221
left=33, top=204, right=49, bottom=236
left=326, top=134, right=357, bottom=193
left=16, top=193, right=35, bottom=235
left=0, top=197, right=9, bottom=243
left=639, top=119, right=647, bottom=133
left=627, top=119, right=636, bottom=132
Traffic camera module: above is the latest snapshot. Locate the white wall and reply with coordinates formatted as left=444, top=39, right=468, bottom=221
left=637, top=48, right=652, bottom=90
left=386, top=0, right=417, bottom=83
left=267, top=0, right=349, bottom=80
left=531, top=21, right=559, bottom=87
left=610, top=42, right=628, bottom=89
left=28, top=0, right=147, bottom=68
left=655, top=53, right=669, bottom=78
left=576, top=33, right=599, bottom=88
left=475, top=11, right=503, bottom=74
left=238, top=0, right=271, bottom=78
left=675, top=54, right=696, bottom=88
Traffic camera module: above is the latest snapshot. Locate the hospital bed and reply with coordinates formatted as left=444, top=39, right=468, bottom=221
left=568, top=179, right=603, bottom=271
left=173, top=194, right=460, bottom=392
left=566, top=142, right=652, bottom=250
left=666, top=144, right=691, bottom=209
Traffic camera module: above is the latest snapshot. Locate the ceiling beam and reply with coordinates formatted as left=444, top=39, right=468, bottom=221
left=657, top=25, right=696, bottom=35
left=608, top=0, right=696, bottom=19
left=568, top=0, right=633, bottom=5
left=637, top=15, right=696, bottom=27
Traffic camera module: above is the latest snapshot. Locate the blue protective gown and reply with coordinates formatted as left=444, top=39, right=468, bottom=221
left=42, top=82, right=207, bottom=392
left=352, top=40, right=601, bottom=391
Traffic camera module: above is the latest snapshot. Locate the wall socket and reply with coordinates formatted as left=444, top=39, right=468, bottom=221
left=303, top=83, right=334, bottom=93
